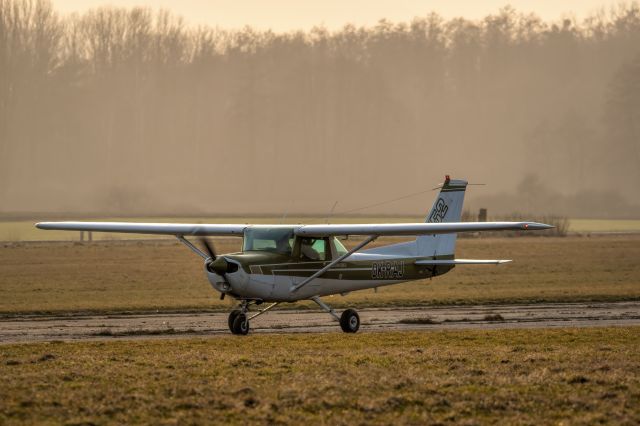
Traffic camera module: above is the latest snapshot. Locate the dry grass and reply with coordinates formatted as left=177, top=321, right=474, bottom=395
left=0, top=327, right=638, bottom=424
left=570, top=219, right=640, bottom=233
left=1, top=235, right=639, bottom=314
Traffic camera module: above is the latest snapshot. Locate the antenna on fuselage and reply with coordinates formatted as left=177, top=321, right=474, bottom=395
left=325, top=201, right=338, bottom=224
left=280, top=200, right=293, bottom=224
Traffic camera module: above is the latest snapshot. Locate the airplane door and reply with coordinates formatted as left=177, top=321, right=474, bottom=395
left=290, top=237, right=330, bottom=295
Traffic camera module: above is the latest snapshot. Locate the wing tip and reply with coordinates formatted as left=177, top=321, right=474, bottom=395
left=35, top=222, right=61, bottom=230
left=523, top=222, right=555, bottom=230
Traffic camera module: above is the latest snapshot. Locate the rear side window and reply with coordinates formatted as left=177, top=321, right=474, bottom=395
left=332, top=237, right=348, bottom=256
left=299, top=237, right=327, bottom=261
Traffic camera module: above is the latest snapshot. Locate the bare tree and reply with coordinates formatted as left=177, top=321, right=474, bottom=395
left=1, top=0, right=640, bottom=216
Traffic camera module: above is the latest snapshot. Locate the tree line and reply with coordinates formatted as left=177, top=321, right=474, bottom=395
left=1, top=0, right=639, bottom=216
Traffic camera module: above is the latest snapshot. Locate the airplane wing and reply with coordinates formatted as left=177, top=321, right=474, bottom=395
left=35, top=222, right=247, bottom=236
left=36, top=221, right=552, bottom=237
left=295, top=221, right=553, bottom=237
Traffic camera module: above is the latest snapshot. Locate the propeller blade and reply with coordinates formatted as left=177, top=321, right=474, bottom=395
left=199, top=237, right=216, bottom=261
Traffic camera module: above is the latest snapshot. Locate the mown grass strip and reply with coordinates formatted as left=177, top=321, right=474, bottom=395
left=0, top=327, right=638, bottom=425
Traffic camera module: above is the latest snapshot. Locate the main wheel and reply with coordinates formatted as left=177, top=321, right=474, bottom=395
left=232, top=313, right=250, bottom=335
left=228, top=309, right=241, bottom=333
left=340, top=309, right=360, bottom=333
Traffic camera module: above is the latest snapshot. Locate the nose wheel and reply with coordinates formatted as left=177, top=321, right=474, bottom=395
left=231, top=313, right=250, bottom=335
left=228, top=309, right=242, bottom=332
left=228, top=300, right=279, bottom=335
left=228, top=304, right=249, bottom=335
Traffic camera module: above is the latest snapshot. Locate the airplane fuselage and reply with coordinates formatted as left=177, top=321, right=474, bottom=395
left=206, top=251, right=454, bottom=302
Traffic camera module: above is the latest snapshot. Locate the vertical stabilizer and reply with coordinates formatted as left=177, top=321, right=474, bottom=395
left=417, top=176, right=468, bottom=258
left=360, top=176, right=469, bottom=258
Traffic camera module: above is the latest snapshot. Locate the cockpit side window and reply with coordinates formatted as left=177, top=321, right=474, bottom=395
left=298, top=237, right=327, bottom=261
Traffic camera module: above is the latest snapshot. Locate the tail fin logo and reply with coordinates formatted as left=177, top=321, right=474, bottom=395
left=428, top=198, right=449, bottom=223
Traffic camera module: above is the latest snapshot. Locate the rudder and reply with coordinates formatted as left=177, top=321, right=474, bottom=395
left=417, top=176, right=468, bottom=257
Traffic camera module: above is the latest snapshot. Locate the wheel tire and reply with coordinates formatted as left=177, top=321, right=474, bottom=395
left=232, top=313, right=250, bottom=335
left=340, top=309, right=360, bottom=333
left=228, top=309, right=242, bottom=333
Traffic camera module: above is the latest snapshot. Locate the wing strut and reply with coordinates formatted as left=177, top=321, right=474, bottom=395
left=176, top=235, right=209, bottom=260
left=291, top=235, right=377, bottom=293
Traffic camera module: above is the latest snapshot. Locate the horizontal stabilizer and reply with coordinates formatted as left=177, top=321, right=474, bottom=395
left=415, top=259, right=512, bottom=265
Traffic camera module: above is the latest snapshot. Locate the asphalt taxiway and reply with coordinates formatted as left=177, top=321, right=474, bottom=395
left=1, top=301, right=639, bottom=343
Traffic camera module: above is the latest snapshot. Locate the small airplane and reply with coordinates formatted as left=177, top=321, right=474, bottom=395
left=36, top=176, right=552, bottom=335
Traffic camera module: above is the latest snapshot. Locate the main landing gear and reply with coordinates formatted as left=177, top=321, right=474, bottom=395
left=339, top=308, right=360, bottom=333
left=312, top=296, right=360, bottom=333
left=227, top=298, right=361, bottom=335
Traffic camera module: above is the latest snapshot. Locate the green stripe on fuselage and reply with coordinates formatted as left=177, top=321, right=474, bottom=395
left=225, top=252, right=455, bottom=281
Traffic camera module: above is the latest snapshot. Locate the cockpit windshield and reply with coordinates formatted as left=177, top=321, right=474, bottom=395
left=242, top=227, right=295, bottom=255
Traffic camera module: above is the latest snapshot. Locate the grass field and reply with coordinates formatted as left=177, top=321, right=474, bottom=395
left=1, top=217, right=639, bottom=242
left=570, top=219, right=640, bottom=233
left=1, top=235, right=639, bottom=314
left=1, top=327, right=638, bottom=424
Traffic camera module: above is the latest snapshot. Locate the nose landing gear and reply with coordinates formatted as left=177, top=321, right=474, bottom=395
left=228, top=300, right=250, bottom=335
left=228, top=300, right=280, bottom=335
left=228, top=309, right=249, bottom=335
left=231, top=313, right=250, bottom=335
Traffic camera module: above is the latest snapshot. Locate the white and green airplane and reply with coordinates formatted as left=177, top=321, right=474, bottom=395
left=36, top=176, right=552, bottom=335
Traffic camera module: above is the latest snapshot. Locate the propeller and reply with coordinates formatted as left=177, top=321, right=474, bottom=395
left=200, top=237, right=217, bottom=263
left=200, top=237, right=228, bottom=301
left=199, top=237, right=237, bottom=275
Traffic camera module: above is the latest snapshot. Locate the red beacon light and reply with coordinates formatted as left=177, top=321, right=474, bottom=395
left=445, top=175, right=450, bottom=183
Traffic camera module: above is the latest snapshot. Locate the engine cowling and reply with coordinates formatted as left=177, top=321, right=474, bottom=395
left=205, top=257, right=238, bottom=275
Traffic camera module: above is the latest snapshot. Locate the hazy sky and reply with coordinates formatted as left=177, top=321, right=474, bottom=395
left=53, top=0, right=626, bottom=31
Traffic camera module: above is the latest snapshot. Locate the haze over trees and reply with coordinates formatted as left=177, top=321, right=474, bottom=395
left=1, top=0, right=639, bottom=217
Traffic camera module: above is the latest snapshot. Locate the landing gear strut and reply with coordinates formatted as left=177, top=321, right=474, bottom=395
left=312, top=296, right=361, bottom=333
left=228, top=300, right=280, bottom=335
left=227, top=298, right=361, bottom=335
